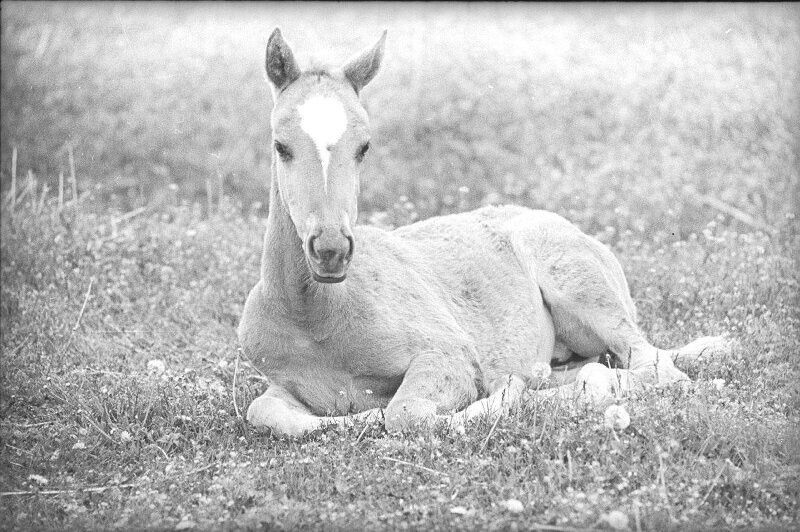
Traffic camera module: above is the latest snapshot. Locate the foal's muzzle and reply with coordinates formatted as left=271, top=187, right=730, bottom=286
left=304, top=227, right=354, bottom=283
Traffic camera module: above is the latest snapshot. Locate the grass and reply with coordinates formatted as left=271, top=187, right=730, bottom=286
left=3, top=3, right=799, bottom=235
left=1, top=2, right=799, bottom=530
left=1, top=189, right=797, bottom=531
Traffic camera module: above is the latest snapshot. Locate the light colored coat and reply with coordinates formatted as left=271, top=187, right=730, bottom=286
left=239, top=29, right=727, bottom=436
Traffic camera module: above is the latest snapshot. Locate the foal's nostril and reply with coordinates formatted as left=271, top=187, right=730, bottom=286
left=345, top=235, right=355, bottom=262
left=307, top=235, right=320, bottom=261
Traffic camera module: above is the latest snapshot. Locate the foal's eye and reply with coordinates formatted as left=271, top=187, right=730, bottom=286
left=355, top=141, right=370, bottom=162
left=274, top=141, right=292, bottom=162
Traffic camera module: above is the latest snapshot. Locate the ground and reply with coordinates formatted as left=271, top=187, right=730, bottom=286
left=1, top=3, right=799, bottom=530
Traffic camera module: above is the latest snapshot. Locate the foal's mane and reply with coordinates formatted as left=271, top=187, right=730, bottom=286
left=303, top=67, right=335, bottom=81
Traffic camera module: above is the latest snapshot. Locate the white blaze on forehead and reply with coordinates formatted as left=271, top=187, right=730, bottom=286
left=297, top=95, right=348, bottom=192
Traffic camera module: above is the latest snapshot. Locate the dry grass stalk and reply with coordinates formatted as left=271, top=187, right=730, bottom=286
left=80, top=410, right=114, bottom=444
left=684, top=185, right=776, bottom=234
left=143, top=443, right=169, bottom=461
left=205, top=177, right=213, bottom=217
left=110, top=206, right=147, bottom=226
left=217, top=171, right=224, bottom=212
left=72, top=278, right=94, bottom=333
left=34, top=24, right=52, bottom=59
left=36, top=183, right=49, bottom=216
left=0, top=421, right=55, bottom=428
left=233, top=346, right=243, bottom=419
left=12, top=186, right=29, bottom=211
left=184, top=462, right=217, bottom=476
left=479, top=411, right=503, bottom=454
left=696, top=459, right=733, bottom=510
left=68, top=143, right=77, bottom=202
left=58, top=171, right=64, bottom=211
left=1, top=483, right=138, bottom=497
left=354, top=422, right=371, bottom=445
left=27, top=170, right=35, bottom=212
left=60, top=277, right=95, bottom=356
left=8, top=146, right=17, bottom=215
left=380, top=456, right=448, bottom=477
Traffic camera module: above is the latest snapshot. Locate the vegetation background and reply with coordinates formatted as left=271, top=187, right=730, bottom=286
left=1, top=2, right=798, bottom=530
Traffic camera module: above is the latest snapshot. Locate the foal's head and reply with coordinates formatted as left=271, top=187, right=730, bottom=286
left=265, top=28, right=385, bottom=283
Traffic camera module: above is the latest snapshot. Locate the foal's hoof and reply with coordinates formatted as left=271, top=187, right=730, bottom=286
left=384, top=398, right=437, bottom=434
left=629, top=354, right=690, bottom=385
left=672, top=335, right=732, bottom=370
left=651, top=360, right=690, bottom=385
left=246, top=395, right=315, bottom=438
left=575, top=363, right=632, bottom=405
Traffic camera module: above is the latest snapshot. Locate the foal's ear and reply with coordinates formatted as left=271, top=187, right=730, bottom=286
left=341, top=30, right=387, bottom=94
left=265, top=28, right=301, bottom=93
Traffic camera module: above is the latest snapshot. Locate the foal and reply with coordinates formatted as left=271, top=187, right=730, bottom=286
left=238, top=29, right=727, bottom=436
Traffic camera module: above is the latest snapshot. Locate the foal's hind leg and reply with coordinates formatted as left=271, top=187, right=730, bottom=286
left=516, top=219, right=688, bottom=384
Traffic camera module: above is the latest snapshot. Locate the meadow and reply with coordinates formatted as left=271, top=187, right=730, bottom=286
left=1, top=2, right=799, bottom=530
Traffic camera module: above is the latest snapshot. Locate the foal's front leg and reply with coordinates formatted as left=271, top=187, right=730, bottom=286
left=447, top=374, right=528, bottom=428
left=383, top=351, right=480, bottom=433
left=247, top=385, right=382, bottom=437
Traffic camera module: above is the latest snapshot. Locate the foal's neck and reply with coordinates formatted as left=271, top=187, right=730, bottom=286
left=261, top=166, right=345, bottom=318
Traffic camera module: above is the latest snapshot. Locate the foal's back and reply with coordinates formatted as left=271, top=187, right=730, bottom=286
left=351, top=205, right=559, bottom=379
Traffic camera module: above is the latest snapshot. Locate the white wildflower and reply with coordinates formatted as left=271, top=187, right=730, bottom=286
left=531, top=362, right=552, bottom=382
left=28, top=474, right=48, bottom=485
left=175, top=519, right=197, bottom=531
left=147, top=359, right=166, bottom=376
left=601, top=510, right=629, bottom=530
left=500, top=498, right=525, bottom=513
left=604, top=404, right=631, bottom=430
